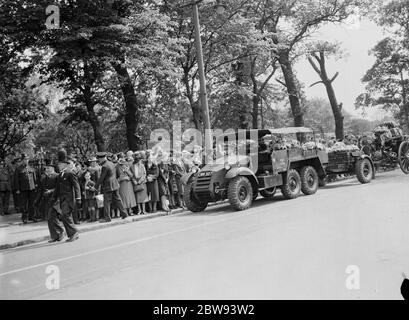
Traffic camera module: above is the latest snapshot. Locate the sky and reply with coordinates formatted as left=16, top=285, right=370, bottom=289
left=294, top=17, right=390, bottom=121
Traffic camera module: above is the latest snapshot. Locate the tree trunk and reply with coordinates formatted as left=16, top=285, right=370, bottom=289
left=85, top=101, right=105, bottom=152
left=307, top=52, right=344, bottom=140
left=252, top=93, right=259, bottom=129
left=113, top=62, right=139, bottom=151
left=83, top=61, right=105, bottom=151
left=183, top=74, right=203, bottom=131
left=325, top=82, right=344, bottom=140
left=278, top=51, right=304, bottom=127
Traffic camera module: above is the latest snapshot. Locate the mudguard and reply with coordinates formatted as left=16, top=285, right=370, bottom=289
left=225, top=167, right=257, bottom=181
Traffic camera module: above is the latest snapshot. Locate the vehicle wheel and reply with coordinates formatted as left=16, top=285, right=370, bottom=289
left=227, top=176, right=253, bottom=211
left=318, top=176, right=327, bottom=187
left=183, top=182, right=208, bottom=212
left=398, top=141, right=409, bottom=174
left=300, top=166, right=319, bottom=195
left=260, top=187, right=277, bottom=200
left=355, top=158, right=373, bottom=184
left=281, top=169, right=301, bottom=199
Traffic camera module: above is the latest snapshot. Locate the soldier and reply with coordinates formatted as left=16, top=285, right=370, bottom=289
left=0, top=159, right=12, bottom=216
left=95, top=151, right=128, bottom=222
left=50, top=149, right=81, bottom=242
left=13, top=154, right=38, bottom=223
left=9, top=156, right=20, bottom=214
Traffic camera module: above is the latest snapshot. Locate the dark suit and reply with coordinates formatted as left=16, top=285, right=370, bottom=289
left=51, top=169, right=81, bottom=238
left=95, top=160, right=127, bottom=220
left=0, top=165, right=11, bottom=215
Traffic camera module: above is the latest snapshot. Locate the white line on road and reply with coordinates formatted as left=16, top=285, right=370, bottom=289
left=0, top=213, right=250, bottom=278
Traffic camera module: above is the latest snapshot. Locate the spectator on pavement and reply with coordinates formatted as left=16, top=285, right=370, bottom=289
left=0, top=159, right=12, bottom=216
left=13, top=154, right=38, bottom=224
left=95, top=151, right=128, bottom=222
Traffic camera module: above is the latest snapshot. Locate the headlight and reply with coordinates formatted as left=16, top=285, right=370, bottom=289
left=224, top=163, right=231, bottom=170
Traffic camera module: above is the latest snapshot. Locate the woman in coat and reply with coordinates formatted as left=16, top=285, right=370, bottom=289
left=157, top=152, right=171, bottom=214
left=116, top=158, right=136, bottom=215
left=145, top=152, right=159, bottom=213
left=130, top=152, right=149, bottom=214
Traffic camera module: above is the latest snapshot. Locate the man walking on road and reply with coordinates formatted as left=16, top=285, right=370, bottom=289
left=95, top=152, right=128, bottom=222
left=50, top=149, right=81, bottom=242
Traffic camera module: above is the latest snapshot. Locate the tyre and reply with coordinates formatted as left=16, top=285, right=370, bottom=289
left=281, top=169, right=301, bottom=199
left=300, top=166, right=319, bottom=195
left=355, top=158, right=373, bottom=184
left=260, top=187, right=277, bottom=200
left=398, top=140, right=409, bottom=174
left=183, top=182, right=208, bottom=212
left=227, top=176, right=253, bottom=211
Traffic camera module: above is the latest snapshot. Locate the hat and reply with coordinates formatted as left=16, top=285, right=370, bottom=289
left=96, top=152, right=107, bottom=158
left=44, top=158, right=55, bottom=167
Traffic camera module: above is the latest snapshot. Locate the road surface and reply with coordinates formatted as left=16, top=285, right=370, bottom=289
left=1, top=169, right=409, bottom=300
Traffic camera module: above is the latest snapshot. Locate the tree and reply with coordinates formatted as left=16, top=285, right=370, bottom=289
left=308, top=42, right=344, bottom=140
left=244, top=0, right=365, bottom=127
left=1, top=0, right=182, bottom=150
left=355, top=37, right=409, bottom=130
left=0, top=87, right=48, bottom=160
left=356, top=0, right=409, bottom=131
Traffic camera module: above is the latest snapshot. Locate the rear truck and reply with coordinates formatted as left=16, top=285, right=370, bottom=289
left=320, top=149, right=375, bottom=186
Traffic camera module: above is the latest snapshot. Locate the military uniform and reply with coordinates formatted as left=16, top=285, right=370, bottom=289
left=14, top=163, right=38, bottom=222
left=0, top=164, right=12, bottom=215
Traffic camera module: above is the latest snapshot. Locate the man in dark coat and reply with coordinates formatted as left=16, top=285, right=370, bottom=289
left=0, top=159, right=12, bottom=215
left=95, top=152, right=128, bottom=222
left=50, top=150, right=81, bottom=242
left=34, top=159, right=58, bottom=221
left=13, top=154, right=38, bottom=223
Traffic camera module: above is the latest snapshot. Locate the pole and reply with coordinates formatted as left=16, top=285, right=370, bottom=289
left=192, top=2, right=212, bottom=163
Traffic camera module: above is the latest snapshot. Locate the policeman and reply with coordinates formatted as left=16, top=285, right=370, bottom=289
left=0, top=159, right=12, bottom=216
left=13, top=154, right=38, bottom=223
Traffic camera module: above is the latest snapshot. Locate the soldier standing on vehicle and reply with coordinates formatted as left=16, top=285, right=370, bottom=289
left=13, top=154, right=38, bottom=224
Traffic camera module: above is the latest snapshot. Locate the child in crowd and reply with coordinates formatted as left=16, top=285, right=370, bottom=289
left=83, top=171, right=98, bottom=222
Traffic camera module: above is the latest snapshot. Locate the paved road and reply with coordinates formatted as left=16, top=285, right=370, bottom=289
left=1, top=170, right=409, bottom=300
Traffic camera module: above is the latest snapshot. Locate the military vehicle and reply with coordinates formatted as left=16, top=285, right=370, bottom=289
left=182, top=127, right=329, bottom=212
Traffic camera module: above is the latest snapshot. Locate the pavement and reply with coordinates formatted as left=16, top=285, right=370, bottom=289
left=0, top=205, right=220, bottom=251
left=1, top=169, right=409, bottom=299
